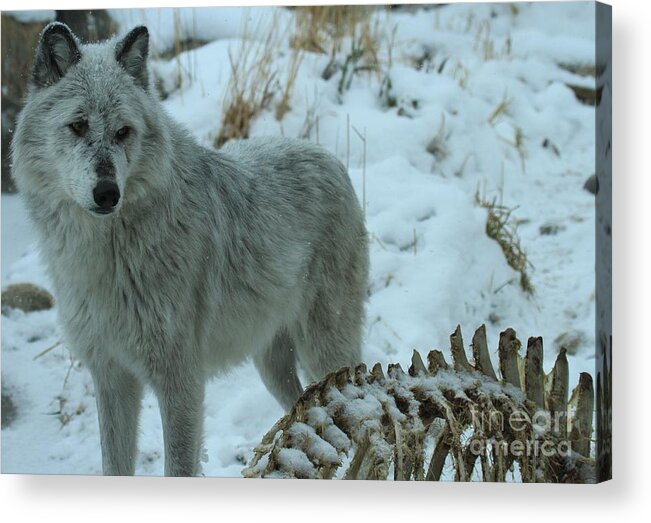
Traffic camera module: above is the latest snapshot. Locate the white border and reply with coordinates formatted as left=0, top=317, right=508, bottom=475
left=1, top=0, right=649, bottom=521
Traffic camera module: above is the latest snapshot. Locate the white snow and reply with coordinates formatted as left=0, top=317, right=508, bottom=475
left=287, top=422, right=340, bottom=467
left=273, top=447, right=317, bottom=479
left=108, top=7, right=292, bottom=55
left=1, top=3, right=598, bottom=479
left=1, top=195, right=34, bottom=281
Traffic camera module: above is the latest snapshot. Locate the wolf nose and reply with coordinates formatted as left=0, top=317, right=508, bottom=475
left=93, top=180, right=120, bottom=210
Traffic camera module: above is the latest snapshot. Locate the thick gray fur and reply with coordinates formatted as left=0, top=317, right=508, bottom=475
left=11, top=24, right=369, bottom=476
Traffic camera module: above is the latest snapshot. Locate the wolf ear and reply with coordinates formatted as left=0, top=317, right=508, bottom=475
left=115, top=26, right=150, bottom=90
left=32, top=22, right=81, bottom=88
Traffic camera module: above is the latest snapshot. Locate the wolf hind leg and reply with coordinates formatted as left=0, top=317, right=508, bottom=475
left=254, top=328, right=304, bottom=412
left=294, top=292, right=364, bottom=386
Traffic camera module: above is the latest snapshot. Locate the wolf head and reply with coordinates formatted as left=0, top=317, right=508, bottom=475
left=12, top=23, right=169, bottom=217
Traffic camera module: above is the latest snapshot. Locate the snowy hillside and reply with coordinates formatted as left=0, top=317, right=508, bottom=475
left=1, top=3, right=597, bottom=478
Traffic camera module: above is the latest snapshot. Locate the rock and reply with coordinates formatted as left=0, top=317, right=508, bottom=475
left=584, top=174, right=599, bottom=195
left=1, top=387, right=17, bottom=428
left=1, top=283, right=54, bottom=313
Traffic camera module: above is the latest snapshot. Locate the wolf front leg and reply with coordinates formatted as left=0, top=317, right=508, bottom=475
left=154, top=371, right=205, bottom=477
left=90, top=360, right=144, bottom=475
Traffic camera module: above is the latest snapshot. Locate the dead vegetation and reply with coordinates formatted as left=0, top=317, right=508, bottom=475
left=214, top=17, right=280, bottom=148
left=275, top=48, right=304, bottom=121
left=474, top=19, right=512, bottom=62
left=487, top=91, right=512, bottom=125
left=291, top=5, right=383, bottom=96
left=214, top=6, right=389, bottom=147
left=290, top=5, right=372, bottom=56
left=475, top=190, right=534, bottom=295
left=426, top=113, right=449, bottom=160
left=558, top=62, right=597, bottom=77
left=565, top=83, right=601, bottom=106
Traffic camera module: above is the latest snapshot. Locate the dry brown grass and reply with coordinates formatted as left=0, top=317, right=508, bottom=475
left=290, top=5, right=370, bottom=55
left=214, top=17, right=280, bottom=148
left=487, top=91, right=512, bottom=125
left=215, top=12, right=315, bottom=146
left=291, top=5, right=382, bottom=95
left=474, top=19, right=512, bottom=62
left=336, top=20, right=383, bottom=95
left=475, top=190, right=534, bottom=295
left=275, top=48, right=304, bottom=121
left=213, top=6, right=390, bottom=146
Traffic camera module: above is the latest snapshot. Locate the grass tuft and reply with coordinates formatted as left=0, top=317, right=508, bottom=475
left=215, top=12, right=315, bottom=147
left=275, top=48, right=304, bottom=121
left=290, top=5, right=370, bottom=55
left=487, top=91, right=512, bottom=125
left=475, top=190, right=534, bottom=295
left=214, top=17, right=280, bottom=148
left=291, top=5, right=382, bottom=97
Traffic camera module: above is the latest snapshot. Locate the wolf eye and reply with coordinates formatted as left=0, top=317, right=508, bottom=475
left=69, top=120, right=88, bottom=136
left=116, top=126, right=131, bottom=141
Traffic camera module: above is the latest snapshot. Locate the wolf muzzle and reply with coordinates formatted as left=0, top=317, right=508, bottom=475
left=92, top=180, right=120, bottom=214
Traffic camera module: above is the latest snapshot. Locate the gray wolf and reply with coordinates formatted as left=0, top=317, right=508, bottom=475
left=11, top=23, right=369, bottom=476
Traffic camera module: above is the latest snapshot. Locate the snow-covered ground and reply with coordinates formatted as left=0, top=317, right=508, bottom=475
left=1, top=3, right=597, bottom=477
